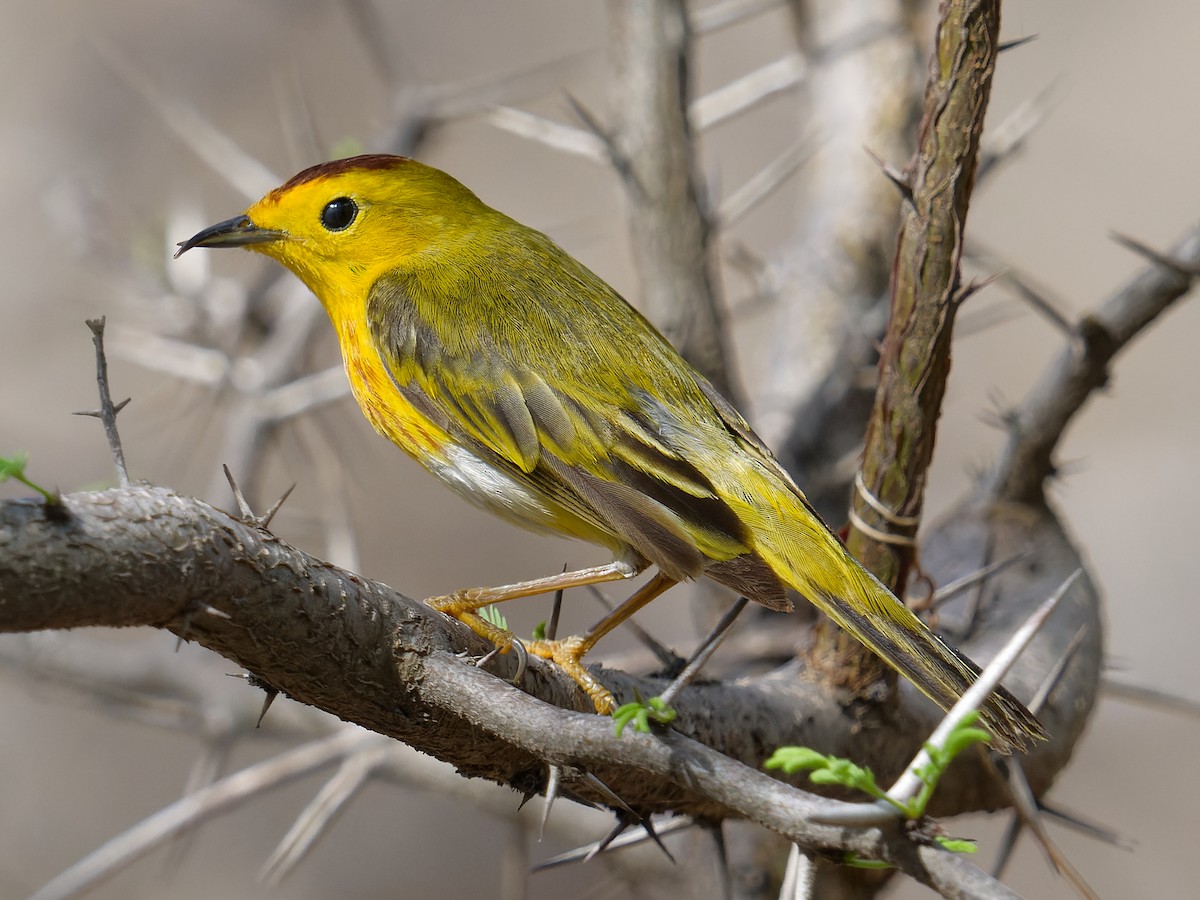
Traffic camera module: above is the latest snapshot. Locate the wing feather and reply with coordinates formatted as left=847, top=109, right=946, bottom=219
left=363, top=239, right=787, bottom=601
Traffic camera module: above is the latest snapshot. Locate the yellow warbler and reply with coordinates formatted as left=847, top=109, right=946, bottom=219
left=177, top=154, right=1044, bottom=752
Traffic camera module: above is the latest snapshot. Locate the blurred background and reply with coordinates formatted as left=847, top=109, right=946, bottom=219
left=1, top=1, right=1197, bottom=897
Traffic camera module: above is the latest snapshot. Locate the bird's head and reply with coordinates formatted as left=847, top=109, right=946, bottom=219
left=176, top=154, right=490, bottom=310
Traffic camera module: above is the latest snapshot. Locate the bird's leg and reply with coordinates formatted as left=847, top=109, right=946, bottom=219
left=526, top=571, right=678, bottom=713
left=426, top=560, right=642, bottom=654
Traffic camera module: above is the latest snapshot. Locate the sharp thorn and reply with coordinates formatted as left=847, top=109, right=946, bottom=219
left=992, top=812, right=1023, bottom=877
left=223, top=464, right=255, bottom=521
left=953, top=272, right=1001, bottom=306
left=1027, top=625, right=1088, bottom=714
left=257, top=688, right=279, bottom=727
left=260, top=483, right=297, bottom=530
left=928, top=550, right=1030, bottom=611
left=202, top=603, right=232, bottom=621
left=529, top=817, right=695, bottom=872
left=864, top=146, right=914, bottom=204
left=580, top=772, right=634, bottom=814
left=563, top=92, right=608, bottom=142
left=710, top=823, right=733, bottom=900
left=563, top=91, right=643, bottom=200
left=475, top=646, right=503, bottom=669
left=640, top=814, right=676, bottom=864
left=586, top=584, right=682, bottom=671
left=659, top=596, right=748, bottom=706
left=1039, top=801, right=1134, bottom=850
left=546, top=570, right=565, bottom=641
left=539, top=765, right=562, bottom=842
left=998, top=34, right=1039, bottom=53
left=1112, top=231, right=1200, bottom=277
left=583, top=816, right=632, bottom=863
left=517, top=790, right=538, bottom=811
left=999, top=266, right=1074, bottom=334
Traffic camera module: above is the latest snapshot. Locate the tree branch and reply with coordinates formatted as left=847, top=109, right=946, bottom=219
left=0, top=487, right=1067, bottom=896
left=0, top=485, right=1079, bottom=808
left=758, top=0, right=923, bottom=518
left=989, top=225, right=1200, bottom=504
left=608, top=0, right=738, bottom=401
left=847, top=0, right=1000, bottom=587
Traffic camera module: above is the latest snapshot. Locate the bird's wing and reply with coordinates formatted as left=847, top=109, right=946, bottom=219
left=364, top=270, right=780, bottom=590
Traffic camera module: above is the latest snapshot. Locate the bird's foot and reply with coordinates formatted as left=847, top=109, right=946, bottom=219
left=526, top=635, right=615, bottom=714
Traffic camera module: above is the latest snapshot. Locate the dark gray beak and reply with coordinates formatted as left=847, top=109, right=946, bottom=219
left=174, top=215, right=283, bottom=258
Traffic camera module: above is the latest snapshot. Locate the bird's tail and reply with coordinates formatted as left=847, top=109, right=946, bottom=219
left=756, top=493, right=1046, bottom=753
left=809, top=567, right=1044, bottom=753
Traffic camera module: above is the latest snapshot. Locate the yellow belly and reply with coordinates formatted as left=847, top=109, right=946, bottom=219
left=335, top=318, right=619, bottom=550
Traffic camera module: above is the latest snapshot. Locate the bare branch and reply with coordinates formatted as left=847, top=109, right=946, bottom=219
left=93, top=39, right=280, bottom=199
left=0, top=486, right=1081, bottom=820
left=484, top=105, right=607, bottom=161
left=260, top=741, right=391, bottom=886
left=989, top=225, right=1200, bottom=504
left=846, top=0, right=1002, bottom=589
left=976, top=81, right=1060, bottom=183
left=756, top=0, right=923, bottom=522
left=691, top=0, right=784, bottom=34
left=75, top=318, right=131, bottom=487
left=716, top=137, right=817, bottom=229
left=29, top=729, right=379, bottom=900
left=691, top=53, right=807, bottom=131
left=609, top=0, right=738, bottom=400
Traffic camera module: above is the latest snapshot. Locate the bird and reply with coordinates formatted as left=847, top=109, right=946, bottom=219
left=176, top=153, right=1044, bottom=752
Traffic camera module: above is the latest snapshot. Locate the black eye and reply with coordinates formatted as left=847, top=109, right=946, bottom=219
left=320, top=197, right=358, bottom=231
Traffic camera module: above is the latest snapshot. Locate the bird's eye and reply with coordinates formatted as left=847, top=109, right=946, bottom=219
left=320, top=197, right=358, bottom=232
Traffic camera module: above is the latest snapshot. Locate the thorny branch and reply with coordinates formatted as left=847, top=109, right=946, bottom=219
left=74, top=318, right=131, bottom=487
left=847, top=0, right=1001, bottom=591
left=989, top=225, right=1200, bottom=504
left=0, top=484, right=1082, bottom=898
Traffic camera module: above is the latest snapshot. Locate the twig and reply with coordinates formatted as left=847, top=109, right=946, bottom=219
left=990, top=224, right=1200, bottom=504
left=716, top=137, right=816, bottom=228
left=74, top=318, right=131, bottom=487
left=587, top=584, right=683, bottom=671
left=658, top=597, right=748, bottom=706
left=93, top=39, right=280, bottom=200
left=976, top=81, right=1060, bottom=183
left=997, top=759, right=1100, bottom=899
left=778, top=844, right=815, bottom=900
left=926, top=551, right=1030, bottom=611
left=484, top=105, right=607, bottom=162
left=690, top=0, right=783, bottom=34
left=710, top=823, right=733, bottom=900
left=260, top=742, right=390, bottom=886
left=28, top=729, right=379, bottom=900
left=691, top=53, right=807, bottom=131
left=608, top=0, right=737, bottom=400
left=1101, top=678, right=1200, bottom=720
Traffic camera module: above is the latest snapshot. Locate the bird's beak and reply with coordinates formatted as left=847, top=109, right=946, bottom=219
left=174, top=215, right=283, bottom=258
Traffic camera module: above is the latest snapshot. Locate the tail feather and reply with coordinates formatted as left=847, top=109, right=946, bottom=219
left=813, top=577, right=1046, bottom=753
left=750, top=485, right=1046, bottom=753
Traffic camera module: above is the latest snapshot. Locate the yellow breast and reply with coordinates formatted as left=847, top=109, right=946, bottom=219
left=334, top=317, right=606, bottom=542
left=337, top=317, right=446, bottom=458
